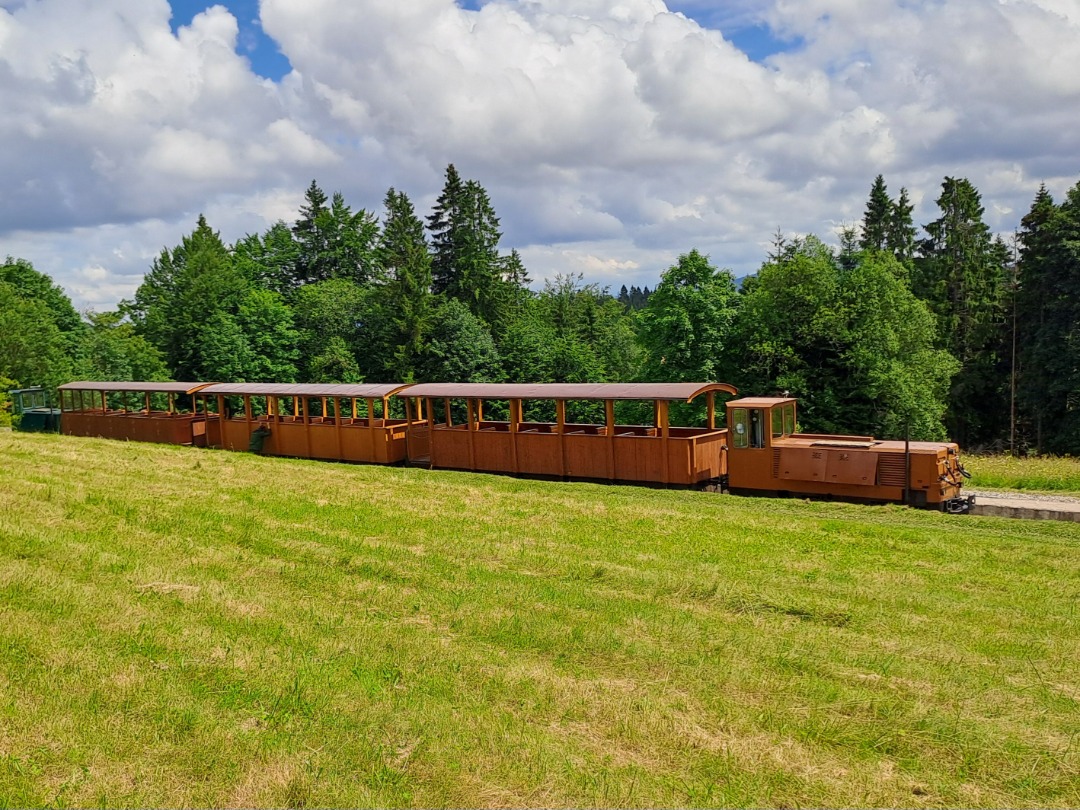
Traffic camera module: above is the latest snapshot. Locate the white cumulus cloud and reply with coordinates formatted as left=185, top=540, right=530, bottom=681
left=1, top=0, right=1078, bottom=310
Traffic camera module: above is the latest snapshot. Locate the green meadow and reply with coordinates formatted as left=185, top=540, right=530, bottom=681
left=967, top=454, right=1080, bottom=494
left=1, top=432, right=1078, bottom=808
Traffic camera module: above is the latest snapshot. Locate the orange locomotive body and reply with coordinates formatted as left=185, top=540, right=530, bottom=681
left=725, top=397, right=972, bottom=511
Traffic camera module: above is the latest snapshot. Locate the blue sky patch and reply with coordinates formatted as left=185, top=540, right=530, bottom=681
left=168, top=0, right=292, bottom=80
left=167, top=0, right=798, bottom=81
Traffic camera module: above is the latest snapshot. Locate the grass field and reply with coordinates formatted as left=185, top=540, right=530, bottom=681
left=1, top=433, right=1078, bottom=808
left=966, top=454, right=1080, bottom=494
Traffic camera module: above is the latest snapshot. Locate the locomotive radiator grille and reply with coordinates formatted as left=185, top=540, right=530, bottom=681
left=877, top=453, right=907, bottom=487
left=772, top=449, right=781, bottom=478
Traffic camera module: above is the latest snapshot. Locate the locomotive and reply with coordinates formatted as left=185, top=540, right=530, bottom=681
left=53, top=380, right=973, bottom=512
left=725, top=396, right=972, bottom=512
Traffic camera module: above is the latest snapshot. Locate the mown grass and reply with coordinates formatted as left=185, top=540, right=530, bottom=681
left=1, top=433, right=1078, bottom=808
left=966, top=454, right=1080, bottom=494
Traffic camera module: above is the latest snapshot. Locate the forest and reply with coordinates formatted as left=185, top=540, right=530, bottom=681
left=2, top=166, right=1079, bottom=454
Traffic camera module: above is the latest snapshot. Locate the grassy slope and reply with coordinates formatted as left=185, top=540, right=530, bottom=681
left=0, top=433, right=1078, bottom=808
left=966, top=455, right=1080, bottom=494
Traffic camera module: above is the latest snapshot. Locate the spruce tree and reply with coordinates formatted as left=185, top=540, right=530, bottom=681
left=426, top=165, right=513, bottom=330
left=916, top=177, right=1009, bottom=446
left=860, top=174, right=892, bottom=251
left=326, top=192, right=380, bottom=286
left=1016, top=185, right=1059, bottom=451
left=887, top=187, right=917, bottom=268
left=379, top=187, right=433, bottom=381
left=292, top=180, right=329, bottom=286
left=1016, top=181, right=1080, bottom=453
left=427, top=164, right=464, bottom=296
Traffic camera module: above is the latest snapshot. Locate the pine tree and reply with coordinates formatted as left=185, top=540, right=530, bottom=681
left=916, top=177, right=1009, bottom=446
left=860, top=175, right=892, bottom=252
left=428, top=164, right=464, bottom=296
left=452, top=179, right=504, bottom=321
left=379, top=187, right=433, bottom=381
left=1016, top=184, right=1059, bottom=451
left=426, top=166, right=512, bottom=329
left=887, top=187, right=917, bottom=268
left=233, top=223, right=300, bottom=295
left=1016, top=181, right=1080, bottom=453
left=292, top=180, right=329, bottom=286
left=326, top=192, right=380, bottom=285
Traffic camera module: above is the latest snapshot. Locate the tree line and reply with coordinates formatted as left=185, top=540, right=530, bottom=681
left=2, top=165, right=1078, bottom=453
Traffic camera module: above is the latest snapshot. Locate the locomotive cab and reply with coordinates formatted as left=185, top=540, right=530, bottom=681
left=725, top=396, right=972, bottom=511
left=725, top=397, right=799, bottom=492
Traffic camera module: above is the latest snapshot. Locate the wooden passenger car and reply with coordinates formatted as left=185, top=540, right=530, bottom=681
left=195, top=383, right=420, bottom=463
left=725, top=397, right=969, bottom=508
left=58, top=381, right=214, bottom=445
left=401, top=382, right=738, bottom=486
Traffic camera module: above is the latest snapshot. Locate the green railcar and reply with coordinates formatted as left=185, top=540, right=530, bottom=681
left=9, top=387, right=61, bottom=432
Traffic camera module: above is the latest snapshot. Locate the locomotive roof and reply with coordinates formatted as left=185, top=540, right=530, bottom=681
left=401, top=382, right=738, bottom=402
left=198, top=382, right=413, bottom=398
left=726, top=397, right=797, bottom=407
left=60, top=381, right=214, bottom=394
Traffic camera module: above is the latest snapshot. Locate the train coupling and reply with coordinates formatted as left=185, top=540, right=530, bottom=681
left=944, top=494, right=976, bottom=515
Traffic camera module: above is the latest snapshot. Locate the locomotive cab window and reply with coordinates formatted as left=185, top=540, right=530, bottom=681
left=732, top=408, right=748, bottom=449
left=772, top=406, right=783, bottom=439
left=783, top=403, right=795, bottom=436
left=749, top=408, right=765, bottom=448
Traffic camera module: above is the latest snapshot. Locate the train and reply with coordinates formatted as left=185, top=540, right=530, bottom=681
left=51, top=379, right=975, bottom=513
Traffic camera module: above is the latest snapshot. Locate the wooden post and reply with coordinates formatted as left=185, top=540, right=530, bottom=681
left=510, top=398, right=520, bottom=475
left=427, top=398, right=436, bottom=467
left=334, top=397, right=344, bottom=460
left=476, top=399, right=484, bottom=425
left=302, top=397, right=312, bottom=458
left=351, top=397, right=357, bottom=420
left=145, top=392, right=151, bottom=414
left=707, top=392, right=715, bottom=430
left=605, top=399, right=616, bottom=481
left=366, top=397, right=377, bottom=456
left=216, top=395, right=225, bottom=447
left=466, top=399, right=477, bottom=470
left=556, top=399, right=567, bottom=477
left=293, top=397, right=299, bottom=418
left=444, top=398, right=453, bottom=428
left=659, top=400, right=671, bottom=485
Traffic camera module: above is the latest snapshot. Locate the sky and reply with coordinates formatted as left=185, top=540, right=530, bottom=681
left=1, top=0, right=1078, bottom=310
